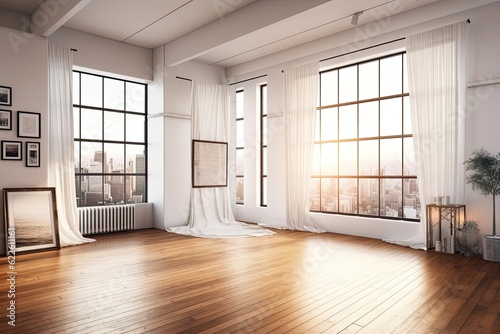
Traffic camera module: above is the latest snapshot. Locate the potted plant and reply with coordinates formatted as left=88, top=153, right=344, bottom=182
left=464, top=148, right=500, bottom=262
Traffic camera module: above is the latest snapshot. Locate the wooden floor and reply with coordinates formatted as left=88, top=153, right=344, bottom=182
left=1, top=228, right=499, bottom=333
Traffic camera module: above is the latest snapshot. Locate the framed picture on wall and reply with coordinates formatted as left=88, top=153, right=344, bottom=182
left=1, top=140, right=22, bottom=160
left=3, top=187, right=60, bottom=254
left=17, top=111, right=41, bottom=138
left=0, top=86, right=12, bottom=106
left=26, top=142, right=40, bottom=167
left=0, top=109, right=12, bottom=130
left=192, top=139, right=228, bottom=188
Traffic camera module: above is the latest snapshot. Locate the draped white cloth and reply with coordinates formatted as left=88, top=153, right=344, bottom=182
left=47, top=44, right=95, bottom=246
left=384, top=21, right=468, bottom=249
left=167, top=81, right=274, bottom=238
left=283, top=63, right=325, bottom=233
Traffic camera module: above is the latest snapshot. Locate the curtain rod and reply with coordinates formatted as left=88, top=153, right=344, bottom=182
left=319, top=37, right=406, bottom=63
left=176, top=76, right=191, bottom=81
left=316, top=19, right=470, bottom=64
left=71, top=48, right=77, bottom=52
left=229, top=74, right=267, bottom=86
left=176, top=74, right=267, bottom=86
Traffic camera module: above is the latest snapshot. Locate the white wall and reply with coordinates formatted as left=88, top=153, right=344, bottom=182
left=0, top=27, right=49, bottom=253
left=148, top=45, right=227, bottom=229
left=226, top=0, right=500, bottom=240
left=49, top=27, right=153, bottom=82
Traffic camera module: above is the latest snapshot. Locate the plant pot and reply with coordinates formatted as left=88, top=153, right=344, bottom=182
left=456, top=229, right=481, bottom=256
left=482, top=235, right=500, bottom=262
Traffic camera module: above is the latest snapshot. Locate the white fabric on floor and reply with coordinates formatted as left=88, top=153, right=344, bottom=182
left=167, top=80, right=275, bottom=238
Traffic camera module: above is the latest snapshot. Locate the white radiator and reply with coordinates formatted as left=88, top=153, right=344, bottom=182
left=78, top=204, right=135, bottom=235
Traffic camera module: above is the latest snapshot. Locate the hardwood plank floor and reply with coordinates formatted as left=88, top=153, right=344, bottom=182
left=1, top=228, right=499, bottom=333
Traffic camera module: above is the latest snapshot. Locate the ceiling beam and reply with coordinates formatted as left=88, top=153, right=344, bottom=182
left=30, top=0, right=92, bottom=37
left=163, top=0, right=330, bottom=67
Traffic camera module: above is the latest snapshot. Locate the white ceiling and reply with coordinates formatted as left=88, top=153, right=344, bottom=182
left=0, top=0, right=442, bottom=68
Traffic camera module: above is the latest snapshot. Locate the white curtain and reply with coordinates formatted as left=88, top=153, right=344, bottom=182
left=385, top=21, right=468, bottom=249
left=167, top=81, right=274, bottom=238
left=283, top=62, right=325, bottom=232
left=48, top=44, right=94, bottom=246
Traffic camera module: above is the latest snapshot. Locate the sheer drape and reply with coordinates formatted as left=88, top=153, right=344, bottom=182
left=167, top=81, right=274, bottom=238
left=385, top=22, right=468, bottom=249
left=283, top=63, right=325, bottom=232
left=48, top=44, right=94, bottom=246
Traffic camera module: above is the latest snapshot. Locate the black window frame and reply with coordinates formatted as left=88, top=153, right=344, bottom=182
left=73, top=70, right=148, bottom=207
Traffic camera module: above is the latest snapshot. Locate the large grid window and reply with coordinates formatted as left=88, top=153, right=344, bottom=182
left=73, top=71, right=148, bottom=207
left=260, top=84, right=268, bottom=207
left=235, top=90, right=244, bottom=205
left=310, top=52, right=420, bottom=220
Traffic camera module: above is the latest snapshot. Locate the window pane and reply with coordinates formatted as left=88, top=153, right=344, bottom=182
left=109, top=174, right=125, bottom=204
left=128, top=175, right=146, bottom=203
left=236, top=149, right=244, bottom=176
left=74, top=142, right=80, bottom=173
left=104, top=143, right=124, bottom=173
left=104, top=111, right=124, bottom=141
left=104, top=78, right=125, bottom=110
left=81, top=108, right=102, bottom=140
left=262, top=177, right=267, bottom=206
left=321, top=107, right=338, bottom=141
left=309, top=178, right=320, bottom=211
left=73, top=72, right=80, bottom=105
left=262, top=147, right=267, bottom=175
left=403, top=54, right=409, bottom=94
left=73, top=107, right=80, bottom=138
left=321, top=70, right=338, bottom=106
left=312, top=144, right=321, bottom=176
left=321, top=178, right=338, bottom=212
left=126, top=82, right=146, bottom=113
left=127, top=144, right=146, bottom=173
left=404, top=179, right=420, bottom=219
left=403, top=138, right=417, bottom=176
left=359, top=178, right=379, bottom=216
left=126, top=114, right=145, bottom=142
left=339, top=178, right=357, bottom=214
left=81, top=73, right=102, bottom=107
left=381, top=178, right=402, bottom=218
left=85, top=175, right=103, bottom=206
left=380, top=98, right=402, bottom=136
left=380, top=138, right=402, bottom=175
left=359, top=60, right=379, bottom=100
left=236, top=120, right=244, bottom=148
left=359, top=101, right=378, bottom=138
left=261, top=85, right=267, bottom=115
left=403, top=96, right=412, bottom=135
left=339, top=104, right=357, bottom=139
left=359, top=140, right=378, bottom=176
left=380, top=55, right=402, bottom=96
left=236, top=177, right=244, bottom=204
left=236, top=91, right=244, bottom=119
left=81, top=142, right=102, bottom=172
left=321, top=142, right=338, bottom=175
left=339, top=65, right=357, bottom=103
left=339, top=141, right=357, bottom=175
left=75, top=175, right=82, bottom=207
left=262, top=116, right=267, bottom=146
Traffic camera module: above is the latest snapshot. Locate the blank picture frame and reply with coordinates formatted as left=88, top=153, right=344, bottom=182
left=17, top=111, right=41, bottom=138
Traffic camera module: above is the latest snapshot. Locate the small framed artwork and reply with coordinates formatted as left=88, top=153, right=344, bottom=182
left=0, top=109, right=11, bottom=130
left=17, top=111, right=40, bottom=138
left=26, top=142, right=40, bottom=167
left=192, top=139, right=228, bottom=188
left=1, top=140, right=22, bottom=160
left=3, top=187, right=60, bottom=254
left=0, top=86, right=12, bottom=106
